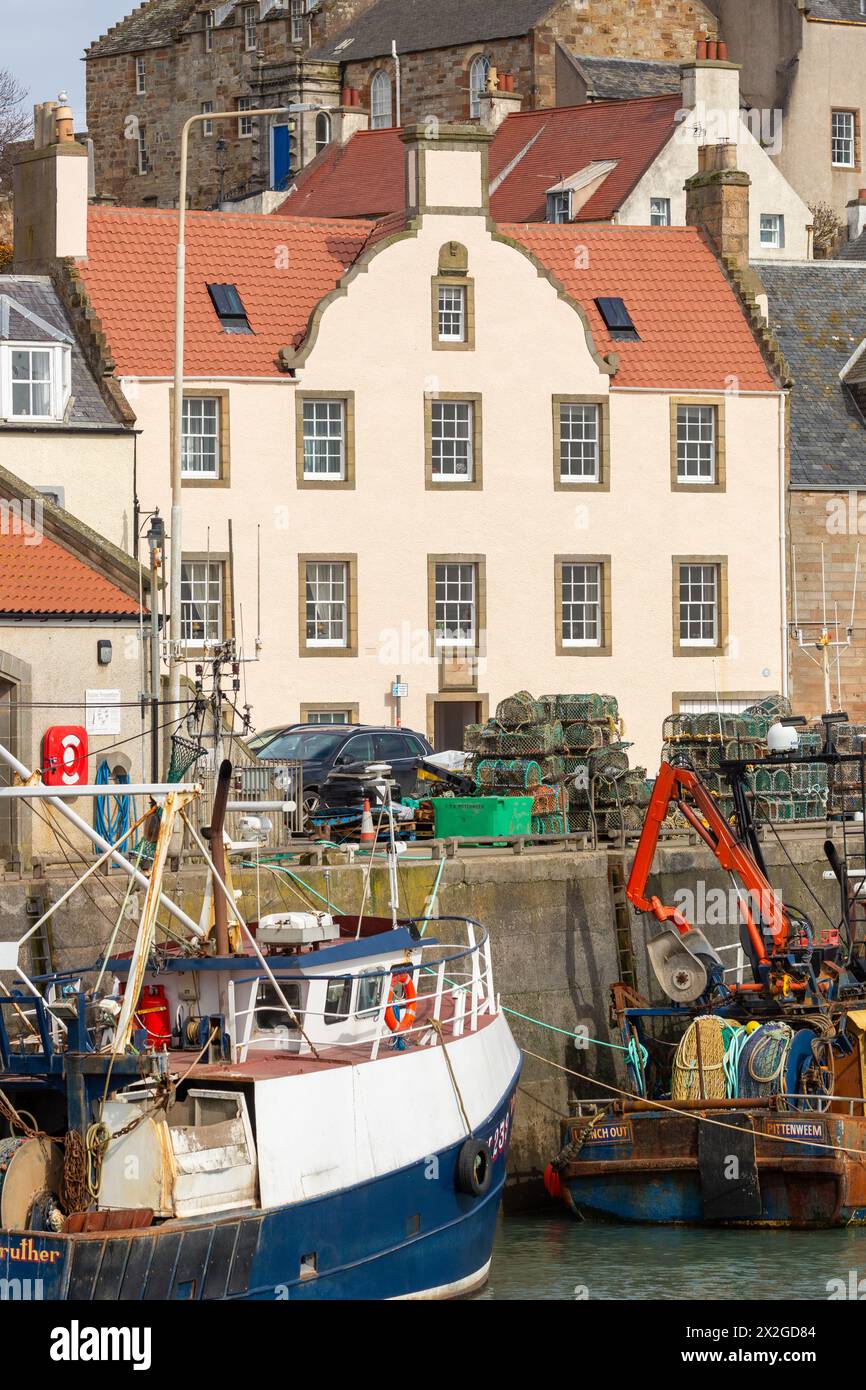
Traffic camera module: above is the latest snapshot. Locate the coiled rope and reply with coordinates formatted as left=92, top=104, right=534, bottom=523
left=672, top=1016, right=727, bottom=1101
left=738, top=1022, right=793, bottom=1100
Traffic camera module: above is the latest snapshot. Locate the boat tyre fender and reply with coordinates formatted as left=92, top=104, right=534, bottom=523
left=455, top=1138, right=492, bottom=1198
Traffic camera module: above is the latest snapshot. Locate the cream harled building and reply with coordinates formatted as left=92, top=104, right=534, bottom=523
left=13, top=115, right=790, bottom=766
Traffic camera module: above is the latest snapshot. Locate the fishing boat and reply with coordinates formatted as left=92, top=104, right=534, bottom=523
left=546, top=714, right=866, bottom=1228
left=0, top=753, right=520, bottom=1300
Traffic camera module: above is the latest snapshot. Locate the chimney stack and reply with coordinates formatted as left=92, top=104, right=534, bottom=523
left=680, top=39, right=741, bottom=118
left=685, top=141, right=750, bottom=271
left=13, top=94, right=88, bottom=274
left=477, top=72, right=522, bottom=133
left=401, top=123, right=492, bottom=219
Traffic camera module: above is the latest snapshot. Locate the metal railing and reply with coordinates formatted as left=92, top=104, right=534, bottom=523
left=225, top=917, right=495, bottom=1064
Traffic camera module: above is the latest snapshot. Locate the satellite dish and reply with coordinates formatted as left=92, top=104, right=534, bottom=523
left=768, top=721, right=798, bottom=753
left=647, top=926, right=723, bottom=1003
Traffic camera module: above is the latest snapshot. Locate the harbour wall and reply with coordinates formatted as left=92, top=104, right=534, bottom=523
left=0, top=830, right=844, bottom=1207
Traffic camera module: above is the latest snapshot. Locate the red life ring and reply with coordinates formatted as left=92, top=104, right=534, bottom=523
left=385, top=972, right=417, bottom=1034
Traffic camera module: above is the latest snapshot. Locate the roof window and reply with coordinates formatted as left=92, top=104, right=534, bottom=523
left=207, top=283, right=253, bottom=335
left=594, top=296, right=640, bottom=342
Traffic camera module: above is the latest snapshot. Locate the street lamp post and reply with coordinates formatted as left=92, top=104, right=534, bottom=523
left=168, top=103, right=319, bottom=734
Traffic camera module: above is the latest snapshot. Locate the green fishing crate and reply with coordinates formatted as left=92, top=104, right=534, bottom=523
left=432, top=795, right=533, bottom=838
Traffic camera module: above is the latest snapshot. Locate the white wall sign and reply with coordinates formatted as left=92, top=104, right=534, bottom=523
left=85, top=689, right=122, bottom=736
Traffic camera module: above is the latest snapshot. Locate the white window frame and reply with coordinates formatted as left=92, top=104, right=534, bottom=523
left=181, top=397, right=220, bottom=479
left=650, top=196, right=671, bottom=226
left=469, top=54, right=491, bottom=119
left=238, top=96, right=255, bottom=138
left=0, top=343, right=70, bottom=423
left=435, top=562, right=476, bottom=648
left=832, top=110, right=856, bottom=168
left=201, top=101, right=214, bottom=137
left=204, top=9, right=215, bottom=51
left=437, top=284, right=466, bottom=343
left=306, top=709, right=350, bottom=724
left=679, top=563, right=719, bottom=648
left=181, top=560, right=223, bottom=646
left=759, top=213, right=784, bottom=249
left=243, top=4, right=257, bottom=51
left=137, top=125, right=149, bottom=174
left=291, top=0, right=305, bottom=43
left=559, top=403, right=600, bottom=483
left=431, top=400, right=474, bottom=482
left=561, top=561, right=602, bottom=649
left=302, top=399, right=346, bottom=480
left=370, top=70, right=392, bottom=129
left=547, top=190, right=572, bottom=224
left=135, top=56, right=146, bottom=94
left=676, top=404, right=716, bottom=484
left=305, top=561, right=348, bottom=648
left=315, top=110, right=331, bottom=154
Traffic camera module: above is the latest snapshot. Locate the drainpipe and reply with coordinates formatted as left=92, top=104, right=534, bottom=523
left=392, top=40, right=401, bottom=125
left=779, top=391, right=789, bottom=700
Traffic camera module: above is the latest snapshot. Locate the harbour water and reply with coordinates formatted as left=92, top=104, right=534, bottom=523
left=477, top=1213, right=866, bottom=1300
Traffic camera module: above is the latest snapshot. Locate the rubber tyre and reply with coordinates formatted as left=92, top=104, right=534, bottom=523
left=455, top=1138, right=492, bottom=1197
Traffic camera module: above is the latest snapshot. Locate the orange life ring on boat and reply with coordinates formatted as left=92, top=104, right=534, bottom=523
left=385, top=972, right=417, bottom=1034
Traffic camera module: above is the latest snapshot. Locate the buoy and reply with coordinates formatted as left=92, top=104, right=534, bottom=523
left=360, top=797, right=376, bottom=845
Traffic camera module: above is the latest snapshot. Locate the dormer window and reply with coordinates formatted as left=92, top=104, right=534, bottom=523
left=547, top=190, right=572, bottom=224
left=0, top=343, right=71, bottom=422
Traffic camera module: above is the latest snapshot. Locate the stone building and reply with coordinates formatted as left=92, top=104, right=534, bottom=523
left=760, top=260, right=866, bottom=721
left=84, top=0, right=719, bottom=210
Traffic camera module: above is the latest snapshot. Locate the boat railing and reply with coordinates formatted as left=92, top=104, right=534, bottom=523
left=226, top=917, right=496, bottom=1064
left=569, top=1093, right=866, bottom=1117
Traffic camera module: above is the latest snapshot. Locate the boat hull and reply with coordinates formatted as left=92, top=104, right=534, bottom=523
left=0, top=1072, right=519, bottom=1301
left=556, top=1107, right=866, bottom=1229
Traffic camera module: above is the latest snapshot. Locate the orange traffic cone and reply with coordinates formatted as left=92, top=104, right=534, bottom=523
left=360, top=797, right=376, bottom=845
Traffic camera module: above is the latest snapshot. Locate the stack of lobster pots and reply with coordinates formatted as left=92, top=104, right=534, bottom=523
left=464, top=691, right=650, bottom=838
left=826, top=722, right=866, bottom=818
left=660, top=696, right=828, bottom=824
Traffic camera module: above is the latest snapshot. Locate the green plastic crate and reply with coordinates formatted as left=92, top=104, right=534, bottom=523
left=432, top=795, right=533, bottom=838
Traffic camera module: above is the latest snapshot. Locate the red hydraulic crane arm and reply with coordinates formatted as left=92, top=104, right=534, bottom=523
left=626, top=762, right=792, bottom=964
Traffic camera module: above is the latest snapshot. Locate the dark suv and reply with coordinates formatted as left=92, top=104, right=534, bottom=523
left=251, top=724, right=433, bottom=817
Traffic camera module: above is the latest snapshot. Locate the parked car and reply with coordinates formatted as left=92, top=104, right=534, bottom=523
left=250, top=724, right=433, bottom=818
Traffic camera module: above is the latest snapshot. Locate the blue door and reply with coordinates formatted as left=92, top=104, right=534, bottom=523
left=271, top=124, right=291, bottom=190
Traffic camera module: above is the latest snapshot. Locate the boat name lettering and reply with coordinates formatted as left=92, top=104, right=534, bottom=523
left=0, top=1238, right=62, bottom=1266
left=582, top=1122, right=632, bottom=1144
left=765, top=1121, right=825, bottom=1139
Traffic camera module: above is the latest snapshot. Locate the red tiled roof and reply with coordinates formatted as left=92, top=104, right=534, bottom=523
left=503, top=223, right=776, bottom=391
left=79, top=206, right=375, bottom=376
left=489, top=96, right=682, bottom=221
left=277, top=97, right=681, bottom=224
left=0, top=529, right=143, bottom=616
left=281, top=129, right=406, bottom=220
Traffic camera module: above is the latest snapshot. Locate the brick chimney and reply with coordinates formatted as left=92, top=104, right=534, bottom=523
left=13, top=96, right=88, bottom=274
left=685, top=142, right=750, bottom=271
left=401, top=123, right=492, bottom=219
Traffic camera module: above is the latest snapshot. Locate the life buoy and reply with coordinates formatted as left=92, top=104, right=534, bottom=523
left=385, top=972, right=417, bottom=1034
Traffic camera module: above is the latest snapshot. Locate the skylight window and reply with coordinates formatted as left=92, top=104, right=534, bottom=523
left=207, top=283, right=253, bottom=335
left=594, top=296, right=640, bottom=342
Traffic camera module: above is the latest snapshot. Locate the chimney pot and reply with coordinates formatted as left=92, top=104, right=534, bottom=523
left=696, top=39, right=707, bottom=60
left=717, top=40, right=728, bottom=61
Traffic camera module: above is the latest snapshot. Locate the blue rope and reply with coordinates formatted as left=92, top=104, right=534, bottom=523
left=94, top=760, right=131, bottom=844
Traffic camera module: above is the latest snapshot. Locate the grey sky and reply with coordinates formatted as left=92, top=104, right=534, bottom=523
left=5, top=1, right=126, bottom=126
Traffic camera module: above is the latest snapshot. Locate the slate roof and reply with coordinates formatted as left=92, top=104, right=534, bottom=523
left=567, top=54, right=682, bottom=101
left=310, top=0, right=557, bottom=61
left=278, top=96, right=682, bottom=223
left=505, top=224, right=776, bottom=392
left=838, top=228, right=866, bottom=260
left=0, top=527, right=144, bottom=616
left=805, top=1, right=866, bottom=20
left=87, top=0, right=200, bottom=58
left=79, top=206, right=374, bottom=375
left=759, top=261, right=866, bottom=488
left=0, top=277, right=126, bottom=430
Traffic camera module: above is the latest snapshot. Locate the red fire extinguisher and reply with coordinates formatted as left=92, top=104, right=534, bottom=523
left=135, top=984, right=171, bottom=1050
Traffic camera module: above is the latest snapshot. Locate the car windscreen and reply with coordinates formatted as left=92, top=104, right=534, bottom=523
left=259, top=730, right=348, bottom=761
left=247, top=728, right=285, bottom=752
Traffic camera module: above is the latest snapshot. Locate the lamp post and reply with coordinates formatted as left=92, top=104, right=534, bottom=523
left=145, top=510, right=165, bottom=781
left=169, top=102, right=320, bottom=731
